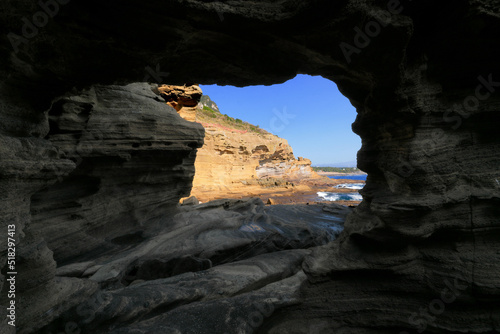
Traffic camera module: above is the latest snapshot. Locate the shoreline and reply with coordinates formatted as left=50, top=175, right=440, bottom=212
left=190, top=176, right=365, bottom=207
left=317, top=171, right=367, bottom=176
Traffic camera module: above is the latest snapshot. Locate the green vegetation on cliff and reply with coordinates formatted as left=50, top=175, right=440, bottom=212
left=197, top=96, right=269, bottom=135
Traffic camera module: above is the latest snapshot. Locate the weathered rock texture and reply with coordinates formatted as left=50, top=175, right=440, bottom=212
left=1, top=83, right=205, bottom=333
left=39, top=198, right=347, bottom=334
left=158, top=84, right=202, bottom=122
left=1, top=0, right=499, bottom=333
left=193, top=124, right=315, bottom=195
left=159, top=85, right=320, bottom=202
left=31, top=83, right=204, bottom=265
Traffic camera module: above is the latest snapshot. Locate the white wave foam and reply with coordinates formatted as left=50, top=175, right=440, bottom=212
left=349, top=193, right=363, bottom=201
left=335, top=183, right=365, bottom=190
left=317, top=192, right=363, bottom=202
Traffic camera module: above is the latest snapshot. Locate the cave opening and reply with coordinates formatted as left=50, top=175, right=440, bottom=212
left=199, top=74, right=361, bottom=167
left=2, top=0, right=498, bottom=332
left=173, top=74, right=365, bottom=206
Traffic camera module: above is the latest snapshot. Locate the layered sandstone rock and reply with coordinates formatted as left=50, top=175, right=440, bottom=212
left=157, top=84, right=202, bottom=122
left=193, top=125, right=291, bottom=184
left=192, top=124, right=320, bottom=200
left=0, top=83, right=205, bottom=333
left=37, top=198, right=348, bottom=334
left=159, top=84, right=321, bottom=201
left=29, top=83, right=205, bottom=265
left=0, top=1, right=499, bottom=333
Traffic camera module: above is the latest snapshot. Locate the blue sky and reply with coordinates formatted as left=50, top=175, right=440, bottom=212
left=200, top=75, right=361, bottom=166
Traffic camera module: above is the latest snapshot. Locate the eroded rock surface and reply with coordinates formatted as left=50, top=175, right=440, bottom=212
left=37, top=199, right=347, bottom=334
left=30, top=83, right=204, bottom=265
left=161, top=84, right=322, bottom=202
left=0, top=83, right=205, bottom=333
left=193, top=123, right=319, bottom=201
left=158, top=84, right=203, bottom=122
left=0, top=0, right=499, bottom=333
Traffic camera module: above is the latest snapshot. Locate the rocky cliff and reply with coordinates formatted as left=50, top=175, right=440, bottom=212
left=1, top=1, right=499, bottom=333
left=158, top=85, right=320, bottom=202
left=158, top=84, right=202, bottom=122
left=32, top=83, right=205, bottom=265
left=0, top=83, right=205, bottom=332
left=192, top=123, right=317, bottom=200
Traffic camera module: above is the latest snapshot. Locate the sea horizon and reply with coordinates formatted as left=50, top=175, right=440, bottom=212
left=327, top=174, right=367, bottom=181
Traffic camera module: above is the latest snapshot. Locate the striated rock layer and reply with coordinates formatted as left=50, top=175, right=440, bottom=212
left=157, top=84, right=202, bottom=122
left=31, top=83, right=205, bottom=265
left=0, top=0, right=499, bottom=333
left=1, top=83, right=205, bottom=332
left=159, top=84, right=321, bottom=202
left=193, top=124, right=317, bottom=198
left=39, top=198, right=349, bottom=334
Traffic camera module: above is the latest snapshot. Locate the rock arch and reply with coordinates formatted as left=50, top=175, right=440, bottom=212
left=1, top=0, right=499, bottom=332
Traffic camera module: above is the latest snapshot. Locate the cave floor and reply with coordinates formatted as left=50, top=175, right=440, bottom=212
left=38, top=198, right=351, bottom=333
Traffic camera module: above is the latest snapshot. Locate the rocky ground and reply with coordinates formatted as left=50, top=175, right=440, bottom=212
left=36, top=198, right=350, bottom=334
left=191, top=176, right=364, bottom=207
left=1, top=1, right=499, bottom=333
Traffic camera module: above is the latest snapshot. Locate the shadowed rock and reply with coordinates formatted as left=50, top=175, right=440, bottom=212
left=0, top=0, right=499, bottom=333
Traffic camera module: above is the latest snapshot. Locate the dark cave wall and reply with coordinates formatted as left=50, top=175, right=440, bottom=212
left=30, top=83, right=205, bottom=265
left=0, top=0, right=499, bottom=332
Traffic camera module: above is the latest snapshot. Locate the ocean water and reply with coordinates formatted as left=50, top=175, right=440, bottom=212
left=335, top=183, right=365, bottom=190
left=317, top=192, right=363, bottom=202
left=318, top=174, right=367, bottom=202
left=328, top=174, right=367, bottom=181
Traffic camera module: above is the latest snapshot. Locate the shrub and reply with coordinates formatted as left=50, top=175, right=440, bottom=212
left=203, top=106, right=218, bottom=114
